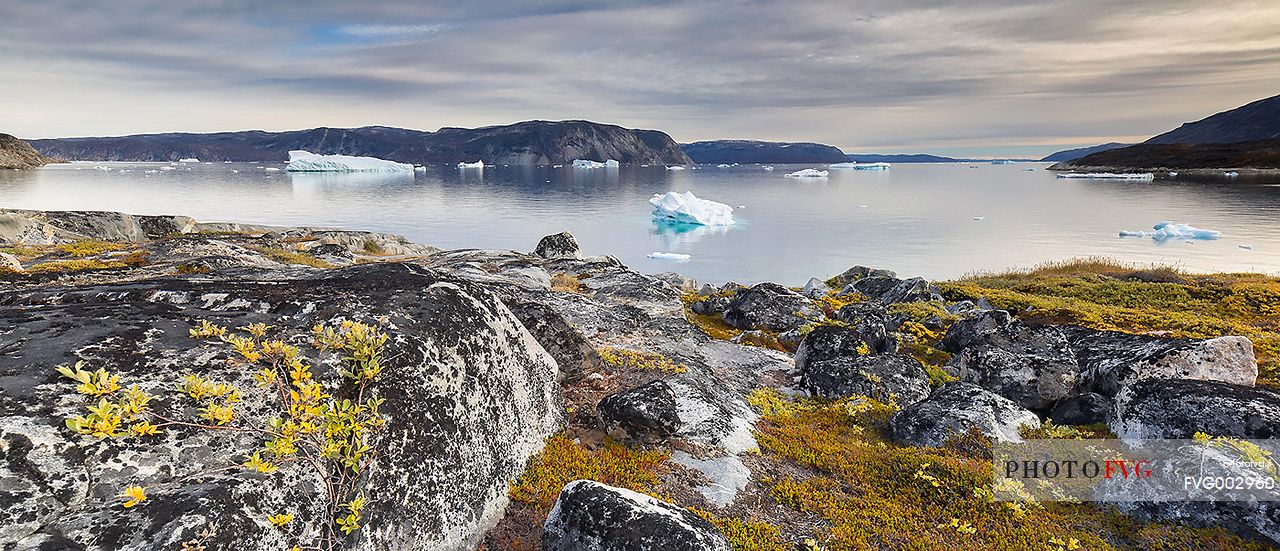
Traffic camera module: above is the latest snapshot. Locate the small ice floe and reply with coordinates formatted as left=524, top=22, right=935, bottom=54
left=223, top=161, right=232, bottom=163
left=414, top=165, right=426, bottom=172
left=829, top=162, right=858, bottom=168
left=1224, top=171, right=1240, bottom=177
left=144, top=169, right=159, bottom=174
left=285, top=150, right=412, bottom=172
left=647, top=252, right=691, bottom=262
left=160, top=166, right=176, bottom=171
left=264, top=167, right=280, bottom=172
left=854, top=162, right=891, bottom=170
left=973, top=216, right=986, bottom=221
left=1056, top=172, right=1154, bottom=180
left=1120, top=221, right=1221, bottom=241
left=785, top=168, right=829, bottom=178
left=991, top=160, right=1015, bottom=165
left=1239, top=244, right=1254, bottom=250
left=457, top=160, right=485, bottom=169
left=859, top=204, right=869, bottom=208
left=666, top=165, right=686, bottom=171
left=737, top=205, right=746, bottom=209
left=762, top=165, right=775, bottom=171
left=649, top=191, right=735, bottom=226
left=231, top=169, right=239, bottom=173
left=179, top=158, right=200, bottom=163
left=1168, top=171, right=1179, bottom=177
left=717, top=163, right=732, bottom=168
left=640, top=164, right=650, bottom=167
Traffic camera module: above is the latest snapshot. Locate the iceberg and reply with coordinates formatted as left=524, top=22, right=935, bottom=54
left=1224, top=171, right=1239, bottom=177
left=828, top=162, right=859, bottom=168
left=716, top=163, right=732, bottom=168
left=785, top=168, right=829, bottom=178
left=649, top=191, right=735, bottom=226
left=1120, top=221, right=1222, bottom=241
left=179, top=158, right=200, bottom=163
left=853, top=162, right=890, bottom=170
left=457, top=160, right=484, bottom=169
left=1056, top=172, right=1154, bottom=180
left=762, top=165, right=775, bottom=171
left=605, top=159, right=620, bottom=168
left=285, top=150, right=413, bottom=173
left=666, top=165, right=686, bottom=171
left=572, top=159, right=604, bottom=168
left=647, top=252, right=692, bottom=262
left=991, top=160, right=1015, bottom=165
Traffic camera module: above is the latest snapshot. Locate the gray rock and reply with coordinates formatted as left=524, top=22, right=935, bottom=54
left=794, top=325, right=873, bottom=372
left=1048, top=392, right=1111, bottom=425
left=945, top=321, right=1080, bottom=411
left=939, top=310, right=1014, bottom=353
left=1, top=251, right=22, bottom=272
left=832, top=303, right=895, bottom=353
left=1068, top=330, right=1258, bottom=396
left=0, top=263, right=563, bottom=550
left=598, top=380, right=682, bottom=441
left=690, top=296, right=730, bottom=316
left=890, top=382, right=1041, bottom=447
left=803, top=353, right=931, bottom=406
left=800, top=277, right=831, bottom=299
left=879, top=277, right=944, bottom=305
left=542, top=480, right=731, bottom=551
left=508, top=301, right=604, bottom=381
left=535, top=231, right=582, bottom=259
left=722, top=282, right=819, bottom=332
left=843, top=275, right=900, bottom=299
left=1110, top=379, right=1280, bottom=439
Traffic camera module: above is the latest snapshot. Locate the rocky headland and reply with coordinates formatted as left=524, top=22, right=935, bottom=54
left=0, top=134, right=55, bottom=169
left=26, top=121, right=692, bottom=166
left=2, top=209, right=1279, bottom=549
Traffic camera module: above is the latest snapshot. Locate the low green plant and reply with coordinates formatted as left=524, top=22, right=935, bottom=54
left=599, top=347, right=688, bottom=374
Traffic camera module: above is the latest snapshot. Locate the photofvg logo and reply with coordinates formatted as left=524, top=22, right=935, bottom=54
left=992, top=437, right=1280, bottom=502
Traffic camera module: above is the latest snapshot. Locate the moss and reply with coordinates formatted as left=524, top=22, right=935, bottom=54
left=693, top=509, right=791, bottom=551
left=748, top=389, right=1267, bottom=550
left=509, top=433, right=668, bottom=509
left=939, top=259, right=1280, bottom=385
left=599, top=347, right=688, bottom=374
left=58, top=239, right=128, bottom=257
left=251, top=246, right=334, bottom=268
left=0, top=243, right=47, bottom=259
left=1021, top=420, right=1114, bottom=440
left=360, top=238, right=388, bottom=255
left=550, top=272, right=584, bottom=293
left=175, top=263, right=210, bottom=274
left=24, top=251, right=146, bottom=274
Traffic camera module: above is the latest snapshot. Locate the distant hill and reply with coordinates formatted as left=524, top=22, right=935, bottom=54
left=1059, top=139, right=1280, bottom=170
left=846, top=153, right=972, bottom=163
left=1040, top=142, right=1131, bottom=162
left=681, top=140, right=847, bottom=163
left=28, top=120, right=692, bottom=165
left=0, top=133, right=54, bottom=169
left=1146, top=93, right=1280, bottom=144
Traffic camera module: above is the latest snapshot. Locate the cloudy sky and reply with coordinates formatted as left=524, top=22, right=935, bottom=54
left=3, top=1, right=1279, bottom=156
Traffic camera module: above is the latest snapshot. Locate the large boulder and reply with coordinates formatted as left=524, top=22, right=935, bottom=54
left=1068, top=330, right=1258, bottom=396
left=597, top=380, right=682, bottom=441
left=1110, top=379, right=1280, bottom=439
left=831, top=303, right=895, bottom=353
left=802, top=353, right=931, bottom=406
left=843, top=275, right=940, bottom=305
left=890, top=382, right=1041, bottom=447
left=722, top=282, right=819, bottom=332
left=534, top=231, right=582, bottom=259
left=542, top=480, right=731, bottom=551
left=944, top=318, right=1080, bottom=411
left=0, top=263, right=563, bottom=550
left=794, top=325, right=871, bottom=372
left=828, top=265, right=897, bottom=289
left=938, top=309, right=1014, bottom=353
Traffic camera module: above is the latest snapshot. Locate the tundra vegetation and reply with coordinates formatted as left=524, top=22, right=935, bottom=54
left=56, top=320, right=391, bottom=550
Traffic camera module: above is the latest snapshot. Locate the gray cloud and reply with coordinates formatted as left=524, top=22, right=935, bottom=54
left=1, top=0, right=1278, bottom=156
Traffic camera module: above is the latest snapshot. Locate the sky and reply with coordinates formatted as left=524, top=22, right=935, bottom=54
left=2, top=1, right=1279, bottom=157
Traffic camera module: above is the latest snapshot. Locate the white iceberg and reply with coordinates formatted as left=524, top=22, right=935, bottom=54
left=828, top=162, right=859, bottom=168
left=649, top=191, right=735, bottom=226
left=457, top=160, right=484, bottom=169
left=1120, top=221, right=1222, bottom=241
left=853, top=162, right=890, bottom=170
left=647, top=252, right=692, bottom=262
left=785, top=168, right=829, bottom=178
left=1224, top=171, right=1239, bottom=177
left=991, top=160, right=1015, bottom=165
left=717, top=163, right=732, bottom=168
left=1056, top=172, right=1154, bottom=180
left=285, top=150, right=413, bottom=172
left=762, top=165, right=775, bottom=171
left=666, top=165, right=686, bottom=171
left=605, top=159, right=620, bottom=168
left=179, top=158, right=200, bottom=163
left=973, top=216, right=986, bottom=221
left=572, top=159, right=604, bottom=168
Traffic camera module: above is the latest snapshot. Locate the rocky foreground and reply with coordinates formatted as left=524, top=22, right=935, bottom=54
left=2, top=209, right=1279, bottom=550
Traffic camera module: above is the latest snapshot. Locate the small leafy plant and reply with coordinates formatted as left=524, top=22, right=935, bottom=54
left=56, top=319, right=392, bottom=550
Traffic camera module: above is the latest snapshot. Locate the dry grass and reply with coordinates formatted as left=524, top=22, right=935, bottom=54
left=251, top=245, right=334, bottom=269
left=550, top=272, right=584, bottom=293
